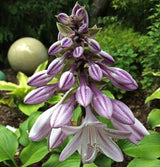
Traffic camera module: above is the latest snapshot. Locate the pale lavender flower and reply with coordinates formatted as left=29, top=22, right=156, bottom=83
left=60, top=106, right=131, bottom=163
left=76, top=74, right=92, bottom=107
left=24, top=83, right=58, bottom=104
left=50, top=94, right=75, bottom=128
left=27, top=70, right=54, bottom=87
left=111, top=118, right=150, bottom=145
left=48, top=41, right=62, bottom=56
left=57, top=13, right=70, bottom=25
left=90, top=82, right=113, bottom=119
left=78, top=23, right=88, bottom=33
left=98, top=50, right=115, bottom=65
left=111, top=99, right=135, bottom=125
left=75, top=7, right=86, bottom=21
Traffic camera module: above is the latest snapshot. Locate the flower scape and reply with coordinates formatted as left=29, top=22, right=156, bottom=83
left=24, top=2, right=149, bottom=164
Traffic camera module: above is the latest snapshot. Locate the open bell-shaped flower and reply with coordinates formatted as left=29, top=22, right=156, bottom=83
left=76, top=74, right=92, bottom=107
left=60, top=105, right=131, bottom=163
left=24, top=83, right=58, bottom=104
left=111, top=118, right=150, bottom=145
left=27, top=70, right=54, bottom=87
left=111, top=99, right=135, bottom=125
left=90, top=82, right=113, bottom=119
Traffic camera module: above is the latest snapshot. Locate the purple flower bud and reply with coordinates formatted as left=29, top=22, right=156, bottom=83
left=48, top=128, right=67, bottom=149
left=76, top=7, right=86, bottom=21
left=61, top=37, right=73, bottom=48
left=111, top=99, right=135, bottom=125
left=58, top=32, right=64, bottom=41
left=27, top=70, right=54, bottom=87
left=59, top=71, right=75, bottom=90
left=98, top=62, right=138, bottom=91
left=76, top=74, right=92, bottom=107
left=73, top=46, right=83, bottom=58
left=47, top=57, right=64, bottom=75
left=50, top=95, right=75, bottom=128
left=98, top=51, right=115, bottom=65
left=57, top=13, right=70, bottom=25
left=24, top=83, right=58, bottom=104
left=91, top=83, right=113, bottom=119
left=72, top=3, right=81, bottom=16
left=78, top=23, right=88, bottom=33
left=88, top=39, right=101, bottom=53
left=88, top=63, right=103, bottom=81
left=111, top=118, right=150, bottom=145
left=48, top=41, right=62, bottom=56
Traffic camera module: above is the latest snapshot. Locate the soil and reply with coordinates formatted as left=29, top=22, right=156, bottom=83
left=0, top=68, right=159, bottom=167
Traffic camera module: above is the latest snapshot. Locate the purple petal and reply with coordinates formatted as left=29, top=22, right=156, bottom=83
left=73, top=46, right=84, bottom=58
left=88, top=39, right=101, bottom=53
left=76, top=7, right=86, bottom=21
left=88, top=63, right=103, bottom=81
left=76, top=85, right=93, bottom=107
left=97, top=129, right=124, bottom=162
left=48, top=41, right=62, bottom=55
left=58, top=71, right=75, bottom=90
left=47, top=57, right=64, bottom=75
left=29, top=107, right=53, bottom=141
left=59, top=130, right=83, bottom=161
left=27, top=70, right=54, bottom=87
left=72, top=3, right=81, bottom=16
left=98, top=51, right=115, bottom=64
left=61, top=37, right=73, bottom=48
left=48, top=128, right=67, bottom=149
left=111, top=99, right=135, bottom=125
left=24, top=83, right=58, bottom=104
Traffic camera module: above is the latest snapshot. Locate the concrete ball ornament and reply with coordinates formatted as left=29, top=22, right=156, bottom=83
left=8, top=37, right=48, bottom=75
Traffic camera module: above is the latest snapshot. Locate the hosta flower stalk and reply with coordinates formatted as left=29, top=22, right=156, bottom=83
left=25, top=2, right=149, bottom=165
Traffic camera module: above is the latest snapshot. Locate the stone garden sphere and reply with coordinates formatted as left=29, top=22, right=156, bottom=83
left=8, top=37, right=48, bottom=75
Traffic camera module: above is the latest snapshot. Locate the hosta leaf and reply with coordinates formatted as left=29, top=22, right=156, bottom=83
left=0, top=81, right=19, bottom=91
left=18, top=102, right=44, bottom=116
left=119, top=131, right=160, bottom=159
left=17, top=72, right=29, bottom=88
left=95, top=154, right=112, bottom=167
left=20, top=139, right=49, bottom=167
left=148, top=109, right=160, bottom=128
left=127, top=158, right=160, bottom=167
left=145, top=88, right=160, bottom=103
left=42, top=153, right=81, bottom=167
left=0, top=125, right=18, bottom=162
left=34, top=60, right=48, bottom=73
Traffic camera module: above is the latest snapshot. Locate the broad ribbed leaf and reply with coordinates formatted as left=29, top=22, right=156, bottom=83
left=95, top=154, right=112, bottom=167
left=20, top=139, right=49, bottom=167
left=119, top=131, right=160, bottom=159
left=34, top=60, right=48, bottom=73
left=17, top=72, right=29, bottom=88
left=0, top=81, right=19, bottom=91
left=148, top=109, right=160, bottom=128
left=127, top=158, right=160, bottom=167
left=18, top=102, right=44, bottom=116
left=42, top=153, right=81, bottom=167
left=0, top=125, right=18, bottom=161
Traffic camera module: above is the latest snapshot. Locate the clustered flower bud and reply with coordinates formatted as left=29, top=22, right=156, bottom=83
left=25, top=2, right=149, bottom=164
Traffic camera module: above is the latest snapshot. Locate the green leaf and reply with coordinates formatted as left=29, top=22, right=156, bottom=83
left=86, top=27, right=101, bottom=38
left=34, top=60, right=48, bottom=73
left=102, top=90, right=115, bottom=99
left=145, top=88, right=160, bottom=103
left=119, top=131, right=160, bottom=159
left=47, top=95, right=62, bottom=104
left=148, top=109, right=160, bottom=128
left=72, top=106, right=82, bottom=122
left=83, top=163, right=97, bottom=167
left=0, top=125, right=18, bottom=162
left=127, top=158, right=160, bottom=167
left=95, top=154, right=113, bottom=167
left=16, top=72, right=29, bottom=88
left=20, top=139, right=49, bottom=167
left=18, top=102, right=44, bottom=116
left=56, top=22, right=74, bottom=36
left=42, top=153, right=81, bottom=167
left=0, top=81, right=19, bottom=91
